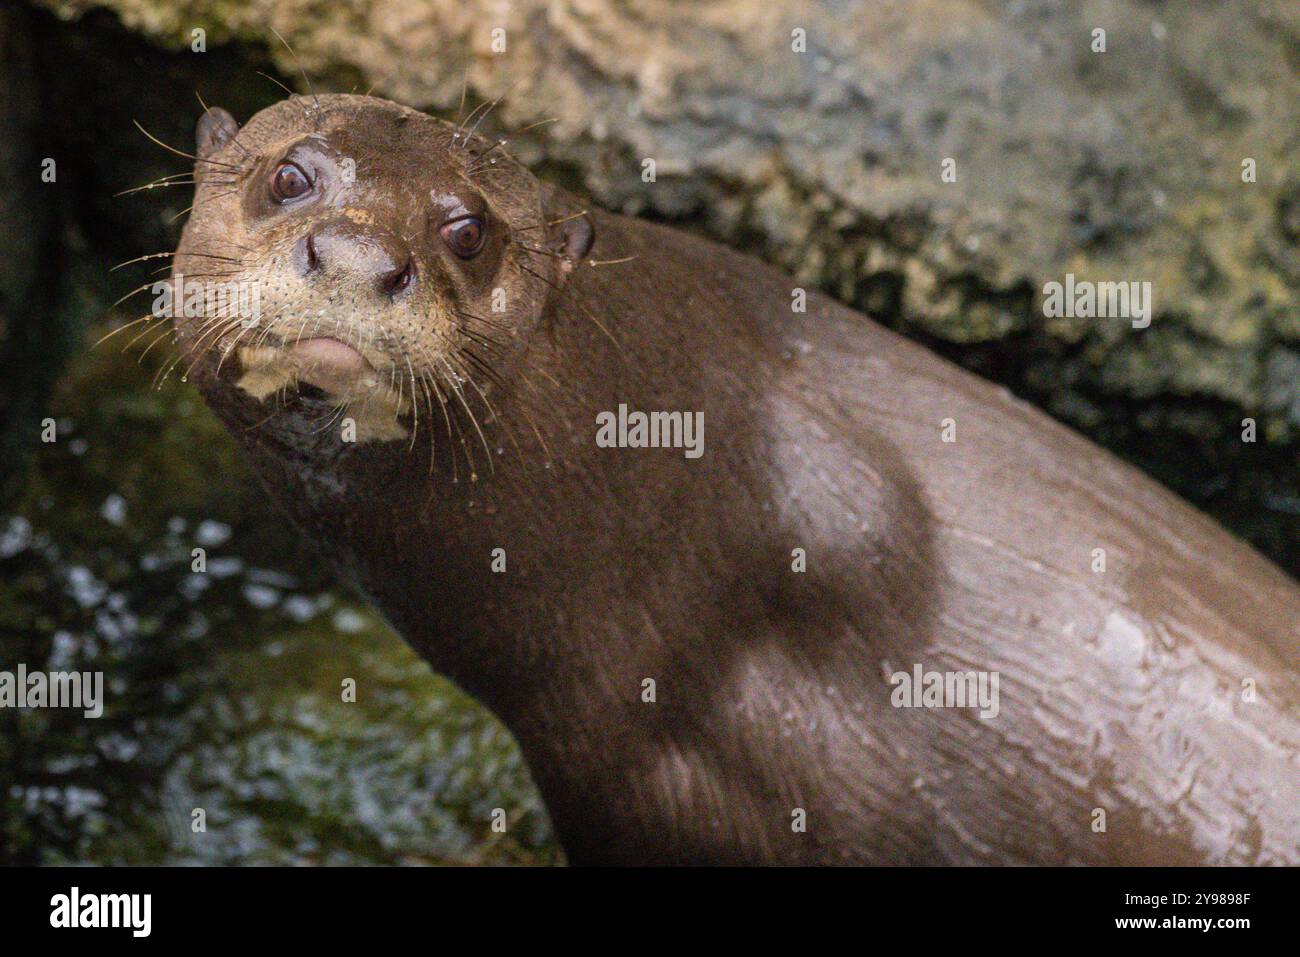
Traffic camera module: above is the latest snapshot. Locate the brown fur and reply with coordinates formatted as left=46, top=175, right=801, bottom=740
left=173, top=95, right=1300, bottom=865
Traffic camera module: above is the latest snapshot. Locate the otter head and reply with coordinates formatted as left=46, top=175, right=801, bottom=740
left=173, top=94, right=594, bottom=446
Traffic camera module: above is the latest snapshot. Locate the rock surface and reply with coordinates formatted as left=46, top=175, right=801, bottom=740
left=27, top=0, right=1300, bottom=569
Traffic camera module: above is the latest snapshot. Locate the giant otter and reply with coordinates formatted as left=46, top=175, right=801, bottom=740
left=169, top=94, right=1299, bottom=865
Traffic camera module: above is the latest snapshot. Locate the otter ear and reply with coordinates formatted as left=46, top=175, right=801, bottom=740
left=550, top=212, right=594, bottom=284
left=196, top=107, right=239, bottom=158
left=540, top=185, right=595, bottom=281
left=558, top=213, right=595, bottom=265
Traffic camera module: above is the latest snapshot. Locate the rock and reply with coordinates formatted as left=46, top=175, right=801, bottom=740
left=26, top=0, right=1300, bottom=571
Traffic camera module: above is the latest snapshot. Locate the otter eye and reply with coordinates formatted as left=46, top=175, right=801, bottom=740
left=440, top=216, right=486, bottom=259
left=270, top=162, right=312, bottom=202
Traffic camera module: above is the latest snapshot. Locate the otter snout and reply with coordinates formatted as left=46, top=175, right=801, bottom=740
left=294, top=221, right=415, bottom=299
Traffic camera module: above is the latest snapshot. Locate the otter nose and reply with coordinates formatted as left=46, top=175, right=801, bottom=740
left=295, top=222, right=416, bottom=298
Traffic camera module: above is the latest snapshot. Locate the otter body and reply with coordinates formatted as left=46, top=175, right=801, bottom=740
left=174, top=95, right=1299, bottom=865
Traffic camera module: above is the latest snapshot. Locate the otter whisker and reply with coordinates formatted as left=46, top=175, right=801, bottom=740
left=402, top=354, right=422, bottom=450
left=438, top=356, right=494, bottom=477
left=512, top=117, right=559, bottom=137
left=137, top=325, right=179, bottom=366
left=516, top=259, right=629, bottom=362
left=198, top=188, right=242, bottom=204
left=306, top=398, right=352, bottom=437
left=456, top=58, right=470, bottom=123
left=159, top=270, right=244, bottom=285
left=139, top=333, right=187, bottom=390
left=454, top=99, right=493, bottom=144
left=529, top=363, right=563, bottom=392
left=422, top=388, right=439, bottom=473
left=388, top=359, right=401, bottom=410
left=466, top=139, right=512, bottom=177
left=516, top=399, right=554, bottom=467
left=512, top=241, right=566, bottom=261
left=468, top=137, right=507, bottom=164
left=453, top=309, right=510, bottom=337
left=423, top=369, right=463, bottom=484
left=453, top=353, right=527, bottom=469
left=256, top=71, right=298, bottom=101
left=163, top=269, right=243, bottom=278
left=183, top=302, right=252, bottom=351
left=290, top=310, right=317, bottom=349
left=457, top=327, right=509, bottom=360
left=459, top=80, right=525, bottom=151
left=240, top=401, right=292, bottom=433
left=455, top=308, right=514, bottom=336
left=109, top=279, right=171, bottom=310
left=390, top=360, right=410, bottom=421
left=93, top=313, right=158, bottom=349
left=115, top=180, right=201, bottom=198
left=103, top=265, right=233, bottom=360
left=212, top=321, right=256, bottom=377
left=251, top=310, right=294, bottom=350
left=111, top=250, right=244, bottom=272
left=114, top=174, right=215, bottom=198
left=513, top=209, right=589, bottom=233
left=457, top=344, right=505, bottom=388
left=148, top=262, right=246, bottom=279
left=268, top=27, right=324, bottom=129
left=161, top=308, right=246, bottom=381
left=132, top=120, right=244, bottom=171
left=199, top=238, right=261, bottom=255
left=178, top=313, right=249, bottom=382
left=162, top=331, right=240, bottom=391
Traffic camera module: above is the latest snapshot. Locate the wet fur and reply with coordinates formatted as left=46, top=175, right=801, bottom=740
left=174, top=95, right=1300, bottom=865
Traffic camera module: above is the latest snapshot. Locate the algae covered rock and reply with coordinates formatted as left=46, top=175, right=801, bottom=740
left=27, top=0, right=1300, bottom=569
